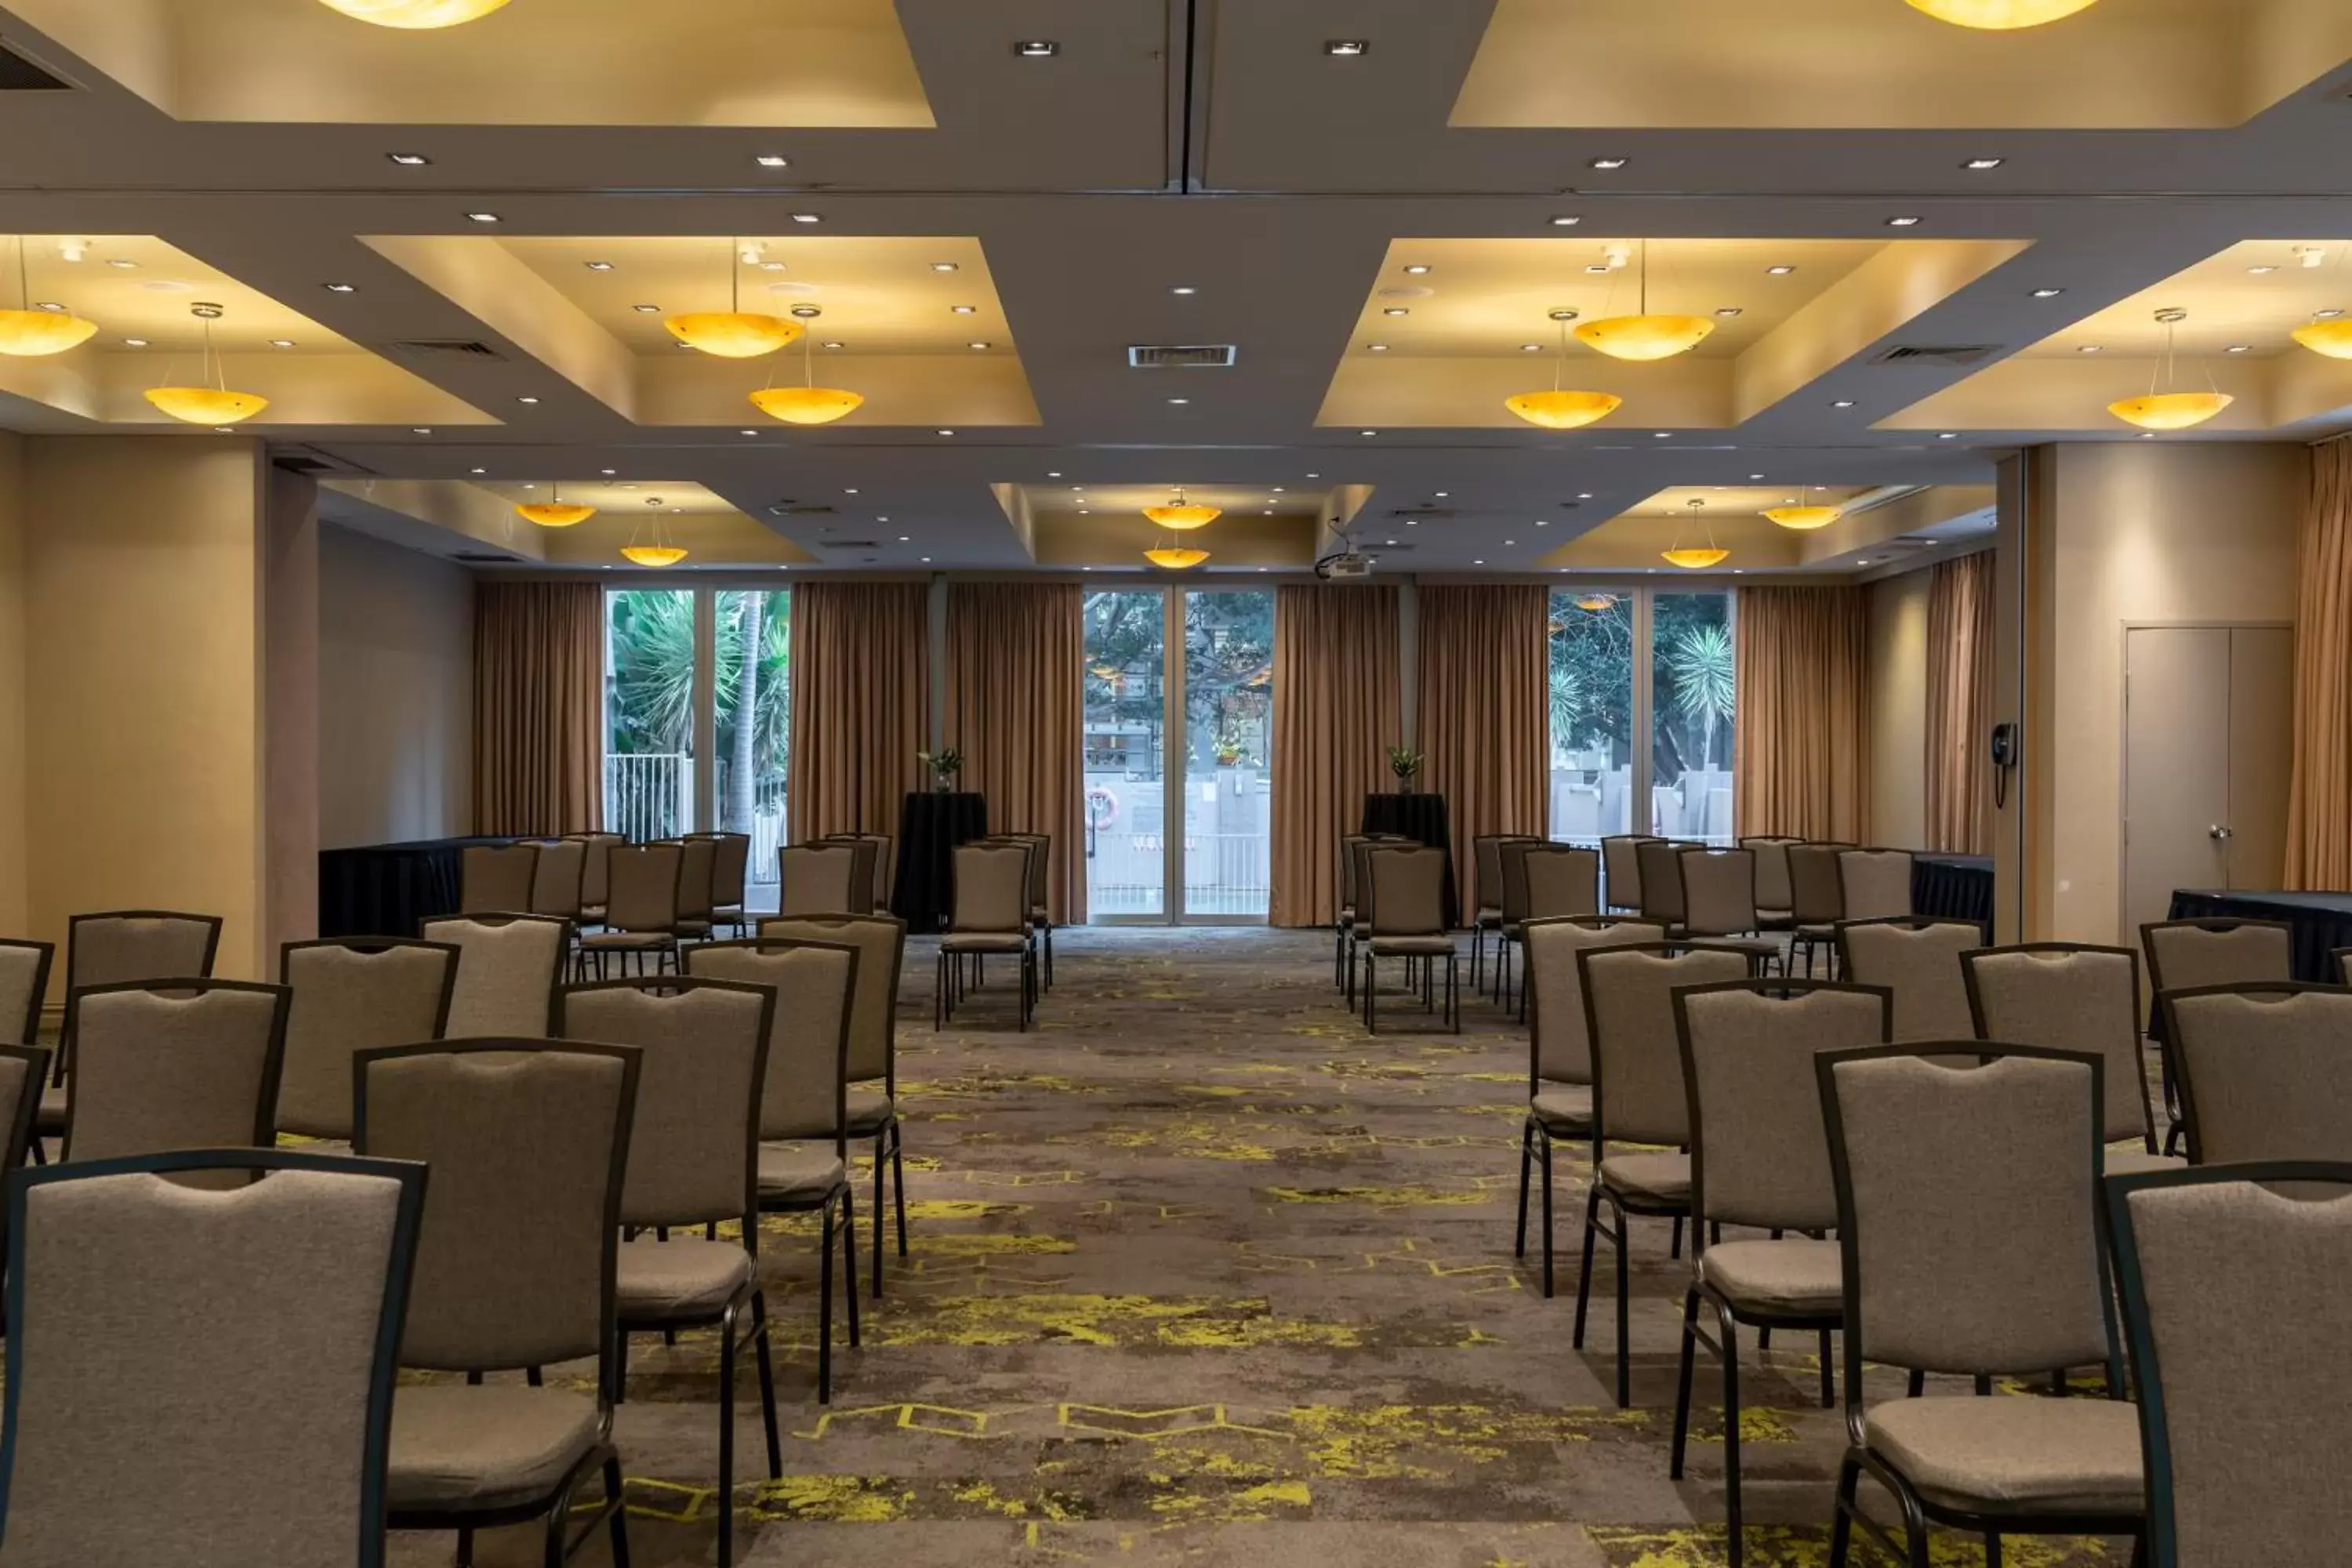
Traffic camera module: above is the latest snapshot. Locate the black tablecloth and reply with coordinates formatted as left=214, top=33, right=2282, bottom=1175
left=1361, top=792, right=1459, bottom=928
left=1913, top=853, right=1994, bottom=937
left=2166, top=889, right=2352, bottom=983
left=891, top=792, right=989, bottom=935
left=318, top=836, right=514, bottom=938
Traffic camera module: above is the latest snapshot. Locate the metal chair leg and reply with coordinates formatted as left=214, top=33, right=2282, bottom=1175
left=1669, top=1288, right=1699, bottom=1479
left=1538, top=1132, right=1555, bottom=1297
left=717, top=1297, right=738, bottom=1566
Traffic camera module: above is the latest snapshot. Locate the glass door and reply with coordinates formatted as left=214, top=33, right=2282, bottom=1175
left=604, top=586, right=699, bottom=841
left=1650, top=591, right=1737, bottom=844
left=713, top=588, right=790, bottom=912
left=1180, top=590, right=1274, bottom=920
left=1082, top=590, right=1168, bottom=920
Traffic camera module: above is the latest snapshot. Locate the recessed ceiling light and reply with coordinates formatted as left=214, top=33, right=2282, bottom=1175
left=1323, top=38, right=1370, bottom=56
left=741, top=428, right=759, bottom=436
left=1653, top=431, right=1672, bottom=438
left=968, top=340, right=992, bottom=350
left=1359, top=430, right=1377, bottom=437
left=1306, top=472, right=1320, bottom=478
left=1748, top=474, right=1764, bottom=481
left=951, top=304, right=978, bottom=315
left=1405, top=519, right=1418, bottom=526
left=387, top=152, right=430, bottom=166
left=2077, top=344, right=2103, bottom=354
left=1938, top=431, right=1958, bottom=439
left=585, top=260, right=615, bottom=271
left=1577, top=492, right=1594, bottom=499
left=1170, top=285, right=1197, bottom=296
left=1714, top=307, right=1744, bottom=318
left=1473, top=559, right=1486, bottom=565
left=822, top=339, right=844, bottom=349
left=754, top=154, right=790, bottom=168
left=2318, top=308, right=2347, bottom=320
left=1434, top=491, right=1449, bottom=498
left=1382, top=307, right=1409, bottom=317
left=632, top=303, right=660, bottom=313
left=470, top=466, right=487, bottom=475
left=122, top=336, right=147, bottom=347
left=1368, top=343, right=1389, bottom=352
left=1584, top=263, right=1612, bottom=274
left=1886, top=216, right=1922, bottom=227
left=105, top=259, right=135, bottom=270
left=2249, top=265, right=2278, bottom=275
left=1963, top=157, right=2005, bottom=170
left=931, top=262, right=960, bottom=273
left=921, top=556, right=933, bottom=563
left=1551, top=216, right=1583, bottom=227
left=2139, top=431, right=2158, bottom=440
left=1013, top=39, right=1059, bottom=57
left=1535, top=519, right=1548, bottom=527
left=1588, top=156, right=1628, bottom=170
left=412, top=426, right=432, bottom=435
left=1167, top=397, right=1189, bottom=405
left=2031, top=287, right=2064, bottom=298
left=936, top=429, right=955, bottom=436
left=1520, top=342, right=1543, bottom=352
left=790, top=213, right=822, bottom=224
left=324, top=282, right=356, bottom=293
left=466, top=212, right=501, bottom=224
left=1504, top=539, right=1517, bottom=546
left=1766, top=264, right=1796, bottom=276
left=601, top=468, right=617, bottom=476
left=1857, top=558, right=1871, bottom=564
left=1832, top=399, right=1856, bottom=409
left=787, top=304, right=821, bottom=319
left=517, top=396, right=539, bottom=405
left=2225, top=343, right=2254, bottom=353
left=1404, top=264, right=1431, bottom=275
left=1047, top=471, right=1063, bottom=478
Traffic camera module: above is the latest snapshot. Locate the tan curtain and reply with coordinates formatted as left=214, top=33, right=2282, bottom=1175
left=1733, top=585, right=1870, bottom=842
left=1417, top=585, right=1548, bottom=914
left=1925, top=551, right=1997, bottom=855
left=2285, top=441, right=2352, bottom=888
left=945, top=583, right=1085, bottom=923
left=474, top=582, right=603, bottom=835
left=1270, top=584, right=1400, bottom=926
left=787, top=581, right=929, bottom=840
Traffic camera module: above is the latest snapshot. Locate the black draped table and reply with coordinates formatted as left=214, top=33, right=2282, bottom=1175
left=318, top=835, right=514, bottom=938
left=1361, top=792, right=1459, bottom=928
left=1912, top=853, right=1994, bottom=936
left=2166, top=889, right=2352, bottom=983
left=891, top=792, right=988, bottom=935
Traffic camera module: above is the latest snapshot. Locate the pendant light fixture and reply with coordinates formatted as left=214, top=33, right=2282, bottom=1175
left=1506, top=313, right=1624, bottom=430
left=750, top=328, right=863, bottom=424
left=1762, top=501, right=1844, bottom=530
left=667, top=240, right=801, bottom=359
left=1573, top=592, right=1620, bottom=612
left=316, top=0, right=514, bottom=26
left=1143, top=487, right=1221, bottom=530
left=1660, top=498, right=1730, bottom=570
left=1576, top=241, right=1715, bottom=362
left=1144, top=545, right=1210, bottom=569
left=143, top=303, right=270, bottom=425
left=0, top=236, right=97, bottom=358
left=2292, top=314, right=2352, bottom=359
left=1903, top=0, right=2098, bottom=28
left=620, top=500, right=686, bottom=568
left=2107, top=307, right=2231, bottom=431
left=514, top=484, right=594, bottom=528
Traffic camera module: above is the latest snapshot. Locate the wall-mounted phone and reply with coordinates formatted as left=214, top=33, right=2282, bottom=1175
left=1989, top=722, right=2020, bottom=808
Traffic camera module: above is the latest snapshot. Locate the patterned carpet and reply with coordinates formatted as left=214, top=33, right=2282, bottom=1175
left=396, top=927, right=2134, bottom=1567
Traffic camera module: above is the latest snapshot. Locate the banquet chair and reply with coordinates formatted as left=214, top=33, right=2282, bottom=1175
left=821, top=833, right=895, bottom=914
left=1816, top=1045, right=2143, bottom=1568
left=1502, top=844, right=1603, bottom=1019
left=40, top=911, right=222, bottom=1145
left=1678, top=847, right=1784, bottom=973
left=994, top=832, right=1057, bottom=988
left=1573, top=941, right=1754, bottom=1406
left=579, top=842, right=684, bottom=977
left=1635, top=838, right=1695, bottom=936
left=1835, top=848, right=1915, bottom=924
left=760, top=913, right=910, bottom=1296
left=938, top=841, right=1036, bottom=1031
left=2158, top=982, right=2352, bottom=1164
left=1601, top=833, right=1661, bottom=916
left=275, top=938, right=459, bottom=1142
left=0, top=938, right=53, bottom=1047
left=1359, top=844, right=1459, bottom=1034
left=1515, top=916, right=1664, bottom=1297
left=528, top=838, right=587, bottom=924
left=459, top=842, right=540, bottom=916
left=557, top=976, right=779, bottom=1566
left=355, top=1041, right=637, bottom=1566
left=1785, top=844, right=1853, bottom=978
left=682, top=938, right=862, bottom=1399
left=2339, top=946, right=2351, bottom=985
left=1833, top=917, right=1983, bottom=1044
left=421, top=913, right=571, bottom=1035
left=673, top=836, right=718, bottom=942
left=1338, top=833, right=1413, bottom=1001
left=0, top=1147, right=427, bottom=1568
left=1491, top=837, right=1544, bottom=1009
left=1737, top=836, right=1803, bottom=929
left=564, top=832, right=626, bottom=930
left=1963, top=943, right=2177, bottom=1176
left=1669, top=979, right=1891, bottom=1568
left=2140, top=918, right=2292, bottom=1154
left=63, top=979, right=289, bottom=1170
left=2102, top=1161, right=2352, bottom=1568
left=779, top=841, right=864, bottom=919
left=0, top=1040, right=49, bottom=1235
left=688, top=832, right=753, bottom=937
left=1472, top=833, right=1543, bottom=993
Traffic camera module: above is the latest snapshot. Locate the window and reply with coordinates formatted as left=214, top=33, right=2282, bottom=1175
left=1650, top=592, right=1736, bottom=844
left=604, top=587, right=697, bottom=844
left=1547, top=592, right=1635, bottom=845
left=1181, top=590, right=1274, bottom=918
left=1083, top=590, right=1167, bottom=918
left=713, top=590, right=790, bottom=907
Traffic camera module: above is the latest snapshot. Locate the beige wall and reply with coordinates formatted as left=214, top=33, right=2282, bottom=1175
left=318, top=523, right=474, bottom=849
left=0, top=434, right=25, bottom=935
left=2033, top=441, right=2307, bottom=945
left=1866, top=567, right=1930, bottom=850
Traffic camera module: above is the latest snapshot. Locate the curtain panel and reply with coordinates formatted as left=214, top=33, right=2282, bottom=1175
left=945, top=582, right=1087, bottom=923
left=473, top=581, right=604, bottom=836
left=1733, top=584, right=1871, bottom=843
left=1417, top=584, right=1549, bottom=915
left=1924, top=550, right=1997, bottom=855
left=1269, top=583, right=1401, bottom=927
left=786, top=581, right=930, bottom=842
left=2285, top=441, right=2352, bottom=888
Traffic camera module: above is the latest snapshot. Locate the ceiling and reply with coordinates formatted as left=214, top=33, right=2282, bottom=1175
left=2, top=0, right=2350, bottom=577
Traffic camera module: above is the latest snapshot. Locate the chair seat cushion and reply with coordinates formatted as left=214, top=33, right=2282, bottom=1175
left=1368, top=935, right=1456, bottom=956
left=942, top=932, right=1027, bottom=953
left=758, top=1145, right=847, bottom=1204
left=616, top=1236, right=753, bottom=1321
left=2103, top=1146, right=2187, bottom=1178
left=1476, top=906, right=1502, bottom=926
left=388, top=1385, right=602, bottom=1513
left=1864, top=1396, right=2144, bottom=1515
left=581, top=931, right=672, bottom=950
left=1530, top=1083, right=1592, bottom=1135
left=1699, top=1238, right=1843, bottom=1316
left=846, top=1086, right=895, bottom=1135
left=1795, top=924, right=1836, bottom=938
left=1599, top=1150, right=1691, bottom=1206
left=1757, top=907, right=1794, bottom=923
left=33, top=1080, right=64, bottom=1135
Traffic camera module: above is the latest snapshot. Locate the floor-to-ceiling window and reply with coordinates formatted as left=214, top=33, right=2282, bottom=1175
left=604, top=587, right=698, bottom=843
left=714, top=589, right=790, bottom=909
left=1181, top=590, right=1274, bottom=918
left=1650, top=591, right=1736, bottom=844
left=1083, top=590, right=1167, bottom=919
left=1547, top=591, right=1636, bottom=846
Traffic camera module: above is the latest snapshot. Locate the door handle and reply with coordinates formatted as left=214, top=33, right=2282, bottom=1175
left=2210, top=826, right=2234, bottom=841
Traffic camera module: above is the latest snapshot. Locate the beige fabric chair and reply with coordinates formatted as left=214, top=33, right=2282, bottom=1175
left=0, top=938, right=54, bottom=1047
left=421, top=913, right=570, bottom=1037
left=993, top=831, right=1057, bottom=988
left=2339, top=947, right=2351, bottom=985
left=689, top=832, right=752, bottom=937
left=45, top=911, right=223, bottom=1142
left=1737, top=836, right=1802, bottom=927
left=0, top=1040, right=50, bottom=1224
left=564, top=832, right=625, bottom=927
left=276, top=938, right=459, bottom=1141
left=1573, top=941, right=1754, bottom=1406
left=528, top=839, right=586, bottom=922
left=821, top=833, right=894, bottom=914
left=1817, top=1046, right=2141, bottom=1567
left=2141, top=917, right=2293, bottom=1153
left=1635, top=838, right=1693, bottom=931
left=459, top=843, right=540, bottom=916
left=1359, top=844, right=1458, bottom=1033
left=1964, top=943, right=2174, bottom=1175
left=1472, top=833, right=1543, bottom=993
left=64, top=980, right=290, bottom=1167
left=0, top=1148, right=428, bottom=1568
left=1836, top=848, right=1914, bottom=924
left=760, top=913, right=910, bottom=1295
left=673, top=837, right=717, bottom=941
left=1507, top=846, right=1603, bottom=1020
left=1671, top=981, right=1891, bottom=1568
left=355, top=1040, right=637, bottom=1563
left=1678, top=848, right=1784, bottom=971
left=2161, top=983, right=2352, bottom=1165
left=1490, top=837, right=1551, bottom=1009
left=1601, top=834, right=1659, bottom=916
left=1786, top=844, right=1853, bottom=977
left=1835, top=917, right=1983, bottom=1044
left=1515, top=916, right=1664, bottom=1297
left=938, top=841, right=1036, bottom=1030
left=557, top=977, right=778, bottom=1565
left=2104, top=1162, right=2352, bottom=1568
left=779, top=842, right=863, bottom=918
left=579, top=843, right=682, bottom=976
left=682, top=938, right=863, bottom=1399
left=1339, top=833, right=1414, bottom=1004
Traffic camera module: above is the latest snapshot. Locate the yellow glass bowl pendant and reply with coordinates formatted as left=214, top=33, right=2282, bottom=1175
left=2291, top=319, right=2352, bottom=360
left=2106, top=392, right=2231, bottom=431
left=750, top=385, right=865, bottom=425
left=1504, top=389, right=1623, bottom=430
left=620, top=545, right=688, bottom=568
left=144, top=387, right=270, bottom=425
left=1903, top=0, right=2099, bottom=28
left=0, top=308, right=97, bottom=358
left=516, top=490, right=595, bottom=528
left=1762, top=505, right=1844, bottom=530
left=1144, top=546, right=1210, bottom=570
left=316, top=0, right=515, bottom=25
left=1661, top=546, right=1731, bottom=569
left=1144, top=489, right=1221, bottom=530
left=1574, top=314, right=1715, bottom=362
left=669, top=312, right=801, bottom=358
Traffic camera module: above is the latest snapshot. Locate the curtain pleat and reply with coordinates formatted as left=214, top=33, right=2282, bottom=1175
left=786, top=581, right=930, bottom=841
left=473, top=582, right=604, bottom=836
left=946, top=583, right=1086, bottom=924
left=1270, top=584, right=1400, bottom=926
left=1733, top=585, right=1870, bottom=842
left=2285, top=442, right=2352, bottom=888
left=1417, top=585, right=1549, bottom=914
left=1925, top=551, right=1996, bottom=855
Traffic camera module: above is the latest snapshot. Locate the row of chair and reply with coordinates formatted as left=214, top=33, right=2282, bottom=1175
left=935, top=834, right=1054, bottom=1030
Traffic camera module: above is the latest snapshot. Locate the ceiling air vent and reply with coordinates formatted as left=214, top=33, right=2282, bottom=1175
left=452, top=550, right=522, bottom=564
left=826, top=539, right=881, bottom=550
left=1127, top=344, right=1239, bottom=369
left=382, top=339, right=507, bottom=361
left=272, top=447, right=374, bottom=477
left=767, top=503, right=837, bottom=517
left=1872, top=343, right=2004, bottom=368
left=1387, top=506, right=1457, bottom=520
left=0, top=44, right=73, bottom=91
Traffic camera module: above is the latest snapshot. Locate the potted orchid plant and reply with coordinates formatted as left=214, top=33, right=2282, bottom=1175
left=1387, top=745, right=1424, bottom=796
left=916, top=748, right=964, bottom=793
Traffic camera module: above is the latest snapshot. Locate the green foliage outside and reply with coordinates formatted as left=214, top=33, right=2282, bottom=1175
left=1548, top=590, right=1734, bottom=780
left=604, top=588, right=791, bottom=833
left=1083, top=589, right=1274, bottom=775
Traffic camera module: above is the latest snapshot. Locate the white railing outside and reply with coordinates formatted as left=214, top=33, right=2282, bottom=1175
left=605, top=753, right=691, bottom=844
